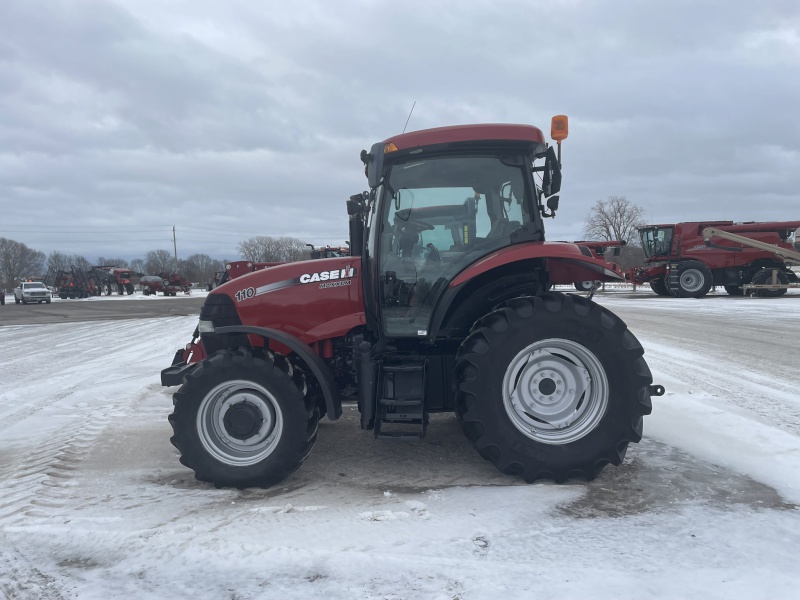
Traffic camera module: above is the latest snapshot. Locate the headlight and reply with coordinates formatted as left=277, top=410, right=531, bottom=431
left=197, top=319, right=215, bottom=333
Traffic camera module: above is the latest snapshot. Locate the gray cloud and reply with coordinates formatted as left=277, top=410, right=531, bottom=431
left=1, top=0, right=798, bottom=261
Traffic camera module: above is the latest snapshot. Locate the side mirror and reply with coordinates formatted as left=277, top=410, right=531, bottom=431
left=361, top=142, right=385, bottom=189
left=542, top=195, right=559, bottom=218
left=542, top=146, right=562, bottom=197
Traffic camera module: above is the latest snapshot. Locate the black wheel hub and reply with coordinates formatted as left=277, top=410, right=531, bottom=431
left=538, top=378, right=557, bottom=396
left=223, top=402, right=263, bottom=440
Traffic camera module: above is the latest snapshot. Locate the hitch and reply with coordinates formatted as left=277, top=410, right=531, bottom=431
left=649, top=384, right=666, bottom=397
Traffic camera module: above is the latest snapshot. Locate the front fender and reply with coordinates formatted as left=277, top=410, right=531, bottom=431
left=216, top=325, right=342, bottom=421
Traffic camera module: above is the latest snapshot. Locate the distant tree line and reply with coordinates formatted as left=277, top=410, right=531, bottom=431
left=0, top=234, right=330, bottom=292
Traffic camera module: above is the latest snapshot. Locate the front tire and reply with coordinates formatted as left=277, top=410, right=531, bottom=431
left=574, top=280, right=599, bottom=292
left=751, top=269, right=788, bottom=298
left=675, top=261, right=713, bottom=298
left=169, top=348, right=319, bottom=488
left=455, top=292, right=653, bottom=482
left=649, top=276, right=670, bottom=296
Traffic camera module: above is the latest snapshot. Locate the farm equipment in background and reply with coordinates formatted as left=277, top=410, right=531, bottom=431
left=141, top=273, right=192, bottom=296
left=87, top=266, right=136, bottom=295
left=206, top=271, right=226, bottom=291
left=569, top=240, right=626, bottom=292
left=215, top=261, right=281, bottom=287
left=161, top=116, right=663, bottom=490
left=629, top=221, right=800, bottom=298
left=307, top=244, right=351, bottom=259
left=44, top=265, right=100, bottom=299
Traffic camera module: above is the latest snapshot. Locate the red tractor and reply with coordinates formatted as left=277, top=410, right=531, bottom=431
left=87, top=266, right=135, bottom=295
left=161, top=117, right=663, bottom=489
left=630, top=221, right=800, bottom=298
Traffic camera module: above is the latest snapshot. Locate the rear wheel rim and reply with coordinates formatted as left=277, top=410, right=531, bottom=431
left=197, top=379, right=283, bottom=466
left=680, top=269, right=704, bottom=293
left=502, top=338, right=609, bottom=445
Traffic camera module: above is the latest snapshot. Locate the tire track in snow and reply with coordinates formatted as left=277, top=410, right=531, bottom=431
left=640, top=338, right=800, bottom=436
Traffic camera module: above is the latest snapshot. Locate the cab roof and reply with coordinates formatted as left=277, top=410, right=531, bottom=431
left=383, top=124, right=546, bottom=151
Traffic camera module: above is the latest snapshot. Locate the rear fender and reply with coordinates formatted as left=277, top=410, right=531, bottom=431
left=450, top=242, right=624, bottom=289
left=216, top=325, right=342, bottom=421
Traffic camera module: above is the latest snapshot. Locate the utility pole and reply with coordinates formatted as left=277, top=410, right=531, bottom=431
left=173, top=226, right=178, bottom=271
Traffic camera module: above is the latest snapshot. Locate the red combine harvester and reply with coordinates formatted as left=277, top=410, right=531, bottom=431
left=161, top=117, right=663, bottom=489
left=141, top=273, right=193, bottom=296
left=630, top=221, right=800, bottom=298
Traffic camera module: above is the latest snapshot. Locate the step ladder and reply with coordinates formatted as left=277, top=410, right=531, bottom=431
left=374, top=358, right=427, bottom=440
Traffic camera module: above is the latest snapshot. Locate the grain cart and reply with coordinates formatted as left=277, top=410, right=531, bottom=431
left=141, top=273, right=192, bottom=296
left=631, top=221, right=800, bottom=297
left=161, top=118, right=663, bottom=488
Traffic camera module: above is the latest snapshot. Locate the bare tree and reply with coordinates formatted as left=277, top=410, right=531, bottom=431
left=583, top=196, right=647, bottom=246
left=129, top=258, right=146, bottom=275
left=145, top=249, right=175, bottom=274
left=46, top=251, right=71, bottom=273
left=183, top=253, right=223, bottom=283
left=238, top=236, right=308, bottom=262
left=0, top=237, right=46, bottom=291
left=71, top=255, right=92, bottom=272
left=96, top=256, right=129, bottom=267
left=47, top=251, right=91, bottom=274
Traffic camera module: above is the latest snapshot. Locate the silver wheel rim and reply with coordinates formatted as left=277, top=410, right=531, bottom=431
left=197, top=379, right=283, bottom=466
left=502, top=338, right=609, bottom=445
left=679, top=269, right=704, bottom=293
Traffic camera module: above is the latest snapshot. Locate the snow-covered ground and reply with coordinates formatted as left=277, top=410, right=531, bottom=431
left=1, top=288, right=799, bottom=599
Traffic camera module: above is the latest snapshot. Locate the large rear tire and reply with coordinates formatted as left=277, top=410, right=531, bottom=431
left=675, top=261, right=713, bottom=298
left=169, top=348, right=319, bottom=488
left=455, top=292, right=653, bottom=482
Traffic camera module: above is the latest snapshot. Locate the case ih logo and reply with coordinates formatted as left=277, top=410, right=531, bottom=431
left=235, top=267, right=359, bottom=302
left=299, top=267, right=356, bottom=284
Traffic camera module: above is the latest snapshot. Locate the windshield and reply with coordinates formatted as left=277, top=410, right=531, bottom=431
left=640, top=227, right=674, bottom=258
left=25, top=282, right=47, bottom=289
left=377, top=154, right=536, bottom=337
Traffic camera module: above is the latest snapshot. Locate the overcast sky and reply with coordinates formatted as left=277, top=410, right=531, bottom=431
left=1, top=0, right=798, bottom=262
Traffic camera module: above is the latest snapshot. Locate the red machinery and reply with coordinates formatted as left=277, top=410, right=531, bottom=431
left=630, top=221, right=800, bottom=298
left=569, top=240, right=626, bottom=291
left=86, top=265, right=135, bottom=295
left=141, top=273, right=192, bottom=296
left=161, top=117, right=662, bottom=489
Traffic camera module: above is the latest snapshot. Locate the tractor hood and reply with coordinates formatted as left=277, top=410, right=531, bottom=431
left=210, top=256, right=365, bottom=343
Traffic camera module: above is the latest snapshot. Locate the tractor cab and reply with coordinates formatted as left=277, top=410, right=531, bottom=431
left=355, top=123, right=563, bottom=339
left=639, top=226, right=674, bottom=259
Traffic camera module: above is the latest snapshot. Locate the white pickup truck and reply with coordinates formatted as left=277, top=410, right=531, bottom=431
left=14, top=281, right=51, bottom=304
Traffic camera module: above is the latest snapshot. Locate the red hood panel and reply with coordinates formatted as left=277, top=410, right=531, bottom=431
left=212, top=257, right=365, bottom=343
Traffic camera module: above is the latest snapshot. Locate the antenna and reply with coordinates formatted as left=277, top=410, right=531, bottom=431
left=402, top=101, right=416, bottom=133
